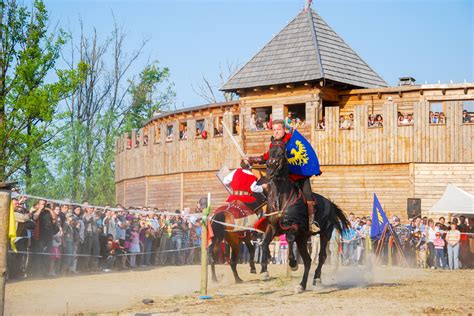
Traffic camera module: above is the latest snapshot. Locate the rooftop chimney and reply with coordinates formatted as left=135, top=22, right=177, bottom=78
left=398, top=77, right=416, bottom=86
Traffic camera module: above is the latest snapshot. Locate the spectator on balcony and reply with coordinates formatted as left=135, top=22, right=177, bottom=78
left=463, top=110, right=472, bottom=123
left=439, top=112, right=446, bottom=124
left=398, top=113, right=405, bottom=125
left=431, top=112, right=440, bottom=124
left=250, top=113, right=257, bottom=131
left=284, top=112, right=294, bottom=132
left=374, top=114, right=384, bottom=127
left=340, top=114, right=353, bottom=129
left=368, top=114, right=376, bottom=127
left=317, top=117, right=325, bottom=130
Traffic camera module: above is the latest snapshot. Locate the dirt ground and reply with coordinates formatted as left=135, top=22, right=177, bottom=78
left=5, top=262, right=474, bottom=315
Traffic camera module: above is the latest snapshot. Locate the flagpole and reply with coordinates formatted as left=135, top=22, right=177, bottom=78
left=0, top=190, right=12, bottom=316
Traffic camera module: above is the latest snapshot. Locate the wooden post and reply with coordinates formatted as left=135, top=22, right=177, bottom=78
left=200, top=193, right=210, bottom=296
left=0, top=191, right=11, bottom=316
left=388, top=236, right=393, bottom=266
left=334, top=230, right=340, bottom=268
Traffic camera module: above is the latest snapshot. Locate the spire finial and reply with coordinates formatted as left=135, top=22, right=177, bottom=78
left=303, top=0, right=313, bottom=12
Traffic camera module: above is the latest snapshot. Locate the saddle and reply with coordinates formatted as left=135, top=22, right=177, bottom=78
left=213, top=200, right=255, bottom=219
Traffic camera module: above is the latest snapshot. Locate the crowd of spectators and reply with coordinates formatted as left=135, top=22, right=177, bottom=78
left=339, top=213, right=474, bottom=270
left=10, top=192, right=472, bottom=281
left=8, top=197, right=203, bottom=280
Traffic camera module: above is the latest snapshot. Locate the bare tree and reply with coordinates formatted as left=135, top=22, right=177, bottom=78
left=192, top=60, right=239, bottom=104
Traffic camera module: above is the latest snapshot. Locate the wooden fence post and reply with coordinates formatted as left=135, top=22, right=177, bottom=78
left=200, top=193, right=210, bottom=296
left=0, top=191, right=11, bottom=316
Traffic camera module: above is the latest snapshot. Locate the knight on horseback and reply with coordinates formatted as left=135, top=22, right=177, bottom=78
left=245, top=119, right=320, bottom=234
left=222, top=161, right=267, bottom=204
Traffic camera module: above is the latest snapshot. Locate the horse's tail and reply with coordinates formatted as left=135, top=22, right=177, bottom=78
left=333, top=202, right=350, bottom=233
left=210, top=212, right=226, bottom=244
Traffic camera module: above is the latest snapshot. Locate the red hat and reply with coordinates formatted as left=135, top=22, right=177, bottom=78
left=201, top=130, right=208, bottom=139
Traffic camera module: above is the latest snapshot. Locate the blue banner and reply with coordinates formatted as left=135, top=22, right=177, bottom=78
left=370, top=193, right=389, bottom=240
left=285, top=130, right=321, bottom=176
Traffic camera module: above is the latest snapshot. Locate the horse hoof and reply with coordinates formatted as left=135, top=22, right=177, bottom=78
left=261, top=271, right=270, bottom=281
left=295, top=285, right=304, bottom=294
left=236, top=278, right=244, bottom=284
left=212, top=278, right=218, bottom=283
left=313, top=278, right=321, bottom=286
left=250, top=268, right=257, bottom=274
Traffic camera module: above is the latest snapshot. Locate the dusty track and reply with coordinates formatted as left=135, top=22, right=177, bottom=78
left=5, top=263, right=474, bottom=315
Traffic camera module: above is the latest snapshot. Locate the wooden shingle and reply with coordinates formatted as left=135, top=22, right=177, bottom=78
left=221, top=9, right=387, bottom=91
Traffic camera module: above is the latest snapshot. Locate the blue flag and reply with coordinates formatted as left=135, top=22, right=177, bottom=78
left=285, top=130, right=321, bottom=176
left=370, top=193, right=389, bottom=240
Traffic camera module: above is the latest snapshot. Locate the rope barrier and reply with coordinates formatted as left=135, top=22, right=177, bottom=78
left=210, top=218, right=265, bottom=234
left=8, top=246, right=201, bottom=257
left=11, top=192, right=202, bottom=219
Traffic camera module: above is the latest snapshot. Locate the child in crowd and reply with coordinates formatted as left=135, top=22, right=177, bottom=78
left=433, top=232, right=447, bottom=269
left=128, top=225, right=141, bottom=268
left=50, top=224, right=63, bottom=276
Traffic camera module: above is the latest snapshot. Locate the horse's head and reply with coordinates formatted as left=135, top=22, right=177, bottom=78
left=266, top=140, right=288, bottom=180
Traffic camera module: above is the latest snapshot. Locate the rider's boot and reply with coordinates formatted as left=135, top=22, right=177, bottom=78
left=307, top=201, right=320, bottom=234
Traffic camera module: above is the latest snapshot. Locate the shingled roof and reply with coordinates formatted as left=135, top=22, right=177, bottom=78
left=221, top=9, right=387, bottom=91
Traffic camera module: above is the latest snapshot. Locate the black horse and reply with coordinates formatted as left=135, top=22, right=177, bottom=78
left=261, top=140, right=349, bottom=292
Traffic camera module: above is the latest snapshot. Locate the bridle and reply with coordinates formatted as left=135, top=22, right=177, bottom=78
left=267, top=141, right=286, bottom=180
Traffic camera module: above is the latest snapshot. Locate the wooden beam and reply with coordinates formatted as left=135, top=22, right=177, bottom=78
left=442, top=89, right=446, bottom=95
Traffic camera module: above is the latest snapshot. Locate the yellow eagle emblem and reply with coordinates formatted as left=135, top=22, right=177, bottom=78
left=287, top=140, right=309, bottom=166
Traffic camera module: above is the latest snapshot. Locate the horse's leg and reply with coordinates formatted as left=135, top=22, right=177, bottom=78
left=295, top=235, right=312, bottom=292
left=244, top=235, right=257, bottom=274
left=260, top=226, right=275, bottom=277
left=210, top=238, right=220, bottom=282
left=313, top=233, right=329, bottom=286
left=228, top=234, right=243, bottom=283
left=288, top=233, right=298, bottom=271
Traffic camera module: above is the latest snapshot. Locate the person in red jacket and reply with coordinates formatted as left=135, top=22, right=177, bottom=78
left=222, top=163, right=266, bottom=204
left=245, top=119, right=320, bottom=233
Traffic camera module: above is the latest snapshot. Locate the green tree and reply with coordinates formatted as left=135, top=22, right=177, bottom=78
left=0, top=0, right=81, bottom=186
left=122, top=62, right=174, bottom=133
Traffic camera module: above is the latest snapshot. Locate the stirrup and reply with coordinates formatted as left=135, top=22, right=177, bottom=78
left=310, top=221, right=320, bottom=233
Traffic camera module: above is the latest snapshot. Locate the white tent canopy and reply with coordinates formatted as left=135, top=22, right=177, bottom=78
left=429, top=184, right=474, bottom=216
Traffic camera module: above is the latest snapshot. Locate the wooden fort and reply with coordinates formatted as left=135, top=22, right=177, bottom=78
left=115, top=9, right=474, bottom=219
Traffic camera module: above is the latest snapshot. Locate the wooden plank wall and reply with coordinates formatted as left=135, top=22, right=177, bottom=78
left=413, top=163, right=474, bottom=217
left=313, top=164, right=411, bottom=220
left=115, top=181, right=125, bottom=206
left=123, top=178, right=146, bottom=207
left=116, top=171, right=229, bottom=211
left=147, top=174, right=181, bottom=210
left=116, top=110, right=242, bottom=182
left=314, top=101, right=473, bottom=165
left=183, top=171, right=228, bottom=210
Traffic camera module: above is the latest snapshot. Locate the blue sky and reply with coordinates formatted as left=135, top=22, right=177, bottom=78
left=45, top=0, right=473, bottom=109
